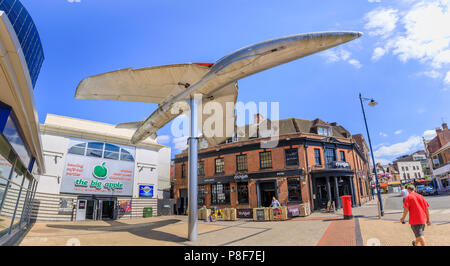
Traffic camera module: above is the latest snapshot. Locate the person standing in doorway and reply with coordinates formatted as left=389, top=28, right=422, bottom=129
left=400, top=185, right=431, bottom=246
left=270, top=196, right=280, bottom=207
left=401, top=185, right=409, bottom=204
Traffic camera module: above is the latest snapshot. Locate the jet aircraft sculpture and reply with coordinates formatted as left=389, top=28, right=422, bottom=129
left=75, top=31, right=362, bottom=241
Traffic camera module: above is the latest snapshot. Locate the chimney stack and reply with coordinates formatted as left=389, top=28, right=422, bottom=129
left=254, top=113, right=264, bottom=124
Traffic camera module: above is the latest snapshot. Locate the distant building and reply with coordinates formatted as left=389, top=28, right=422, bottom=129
left=33, top=114, right=171, bottom=222
left=395, top=161, right=423, bottom=180
left=424, top=123, right=450, bottom=191
left=172, top=116, right=371, bottom=214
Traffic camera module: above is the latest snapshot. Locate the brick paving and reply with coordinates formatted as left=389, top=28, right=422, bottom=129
left=316, top=219, right=356, bottom=246
left=16, top=194, right=450, bottom=246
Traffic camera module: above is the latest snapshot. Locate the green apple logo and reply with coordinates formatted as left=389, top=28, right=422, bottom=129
left=93, top=162, right=107, bottom=179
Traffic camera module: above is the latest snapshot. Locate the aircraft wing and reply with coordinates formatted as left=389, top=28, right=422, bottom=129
left=200, top=81, right=238, bottom=147
left=75, top=63, right=212, bottom=104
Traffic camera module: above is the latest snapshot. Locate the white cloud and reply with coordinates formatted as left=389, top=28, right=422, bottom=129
left=365, top=0, right=450, bottom=86
left=422, top=70, right=442, bottom=79
left=369, top=0, right=381, bottom=2
left=156, top=135, right=171, bottom=144
left=372, top=47, right=386, bottom=61
left=321, top=48, right=362, bottom=69
left=394, top=130, right=403, bottom=135
left=364, top=8, right=399, bottom=37
left=374, top=136, right=422, bottom=157
left=445, top=70, right=450, bottom=84
left=67, top=0, right=81, bottom=2
left=423, top=129, right=437, bottom=140
left=348, top=59, right=362, bottom=68
left=379, top=132, right=388, bottom=137
left=417, top=107, right=426, bottom=114
left=375, top=158, right=391, bottom=165
left=173, top=136, right=188, bottom=152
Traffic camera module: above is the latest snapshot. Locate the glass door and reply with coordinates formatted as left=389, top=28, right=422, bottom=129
left=75, top=200, right=87, bottom=221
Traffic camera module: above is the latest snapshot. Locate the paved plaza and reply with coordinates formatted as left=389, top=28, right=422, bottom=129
left=18, top=194, right=450, bottom=246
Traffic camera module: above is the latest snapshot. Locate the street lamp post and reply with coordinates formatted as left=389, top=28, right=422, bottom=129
left=359, top=93, right=384, bottom=217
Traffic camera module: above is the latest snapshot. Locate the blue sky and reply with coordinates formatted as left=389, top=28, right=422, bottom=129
left=23, top=0, right=449, bottom=163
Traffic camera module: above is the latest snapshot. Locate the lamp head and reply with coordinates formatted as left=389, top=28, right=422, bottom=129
left=368, top=99, right=378, bottom=107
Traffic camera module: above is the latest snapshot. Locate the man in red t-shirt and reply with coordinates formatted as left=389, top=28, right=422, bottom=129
left=400, top=185, right=431, bottom=246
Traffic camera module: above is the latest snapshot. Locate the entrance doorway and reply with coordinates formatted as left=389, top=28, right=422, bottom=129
left=178, top=189, right=188, bottom=215
left=76, top=197, right=117, bottom=221
left=258, top=180, right=277, bottom=207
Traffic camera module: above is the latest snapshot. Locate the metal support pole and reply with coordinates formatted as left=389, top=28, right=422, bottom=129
left=188, top=95, right=199, bottom=241
left=359, top=93, right=384, bottom=216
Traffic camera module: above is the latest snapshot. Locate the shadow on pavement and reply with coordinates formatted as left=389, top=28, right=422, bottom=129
left=46, top=219, right=188, bottom=243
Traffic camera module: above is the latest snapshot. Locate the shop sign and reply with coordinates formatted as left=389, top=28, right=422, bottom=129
left=272, top=207, right=283, bottom=220
left=139, top=185, right=154, bottom=197
left=60, top=139, right=135, bottom=196
left=119, top=200, right=132, bottom=214
left=234, top=174, right=248, bottom=181
left=255, top=209, right=266, bottom=221
left=287, top=205, right=300, bottom=217
left=237, top=208, right=253, bottom=219
left=58, top=198, right=73, bottom=214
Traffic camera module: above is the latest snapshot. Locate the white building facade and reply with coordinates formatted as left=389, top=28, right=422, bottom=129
left=397, top=161, right=423, bottom=180
left=32, top=114, right=171, bottom=222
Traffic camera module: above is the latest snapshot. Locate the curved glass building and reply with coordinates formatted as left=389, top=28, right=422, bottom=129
left=0, top=0, right=44, bottom=87
left=0, top=0, right=45, bottom=245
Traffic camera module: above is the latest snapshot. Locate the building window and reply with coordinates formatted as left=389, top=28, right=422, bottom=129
left=339, top=151, right=346, bottom=162
left=405, top=166, right=409, bottom=171
left=237, top=182, right=249, bottom=204
left=215, top=158, right=224, bottom=174
left=402, top=166, right=405, bottom=171
left=198, top=161, right=204, bottom=176
left=314, top=149, right=322, bottom=165
left=407, top=173, right=410, bottom=178
left=181, top=164, right=186, bottom=178
left=236, top=155, right=247, bottom=172
left=287, top=178, right=302, bottom=202
left=403, top=173, right=406, bottom=179
left=198, top=185, right=206, bottom=206
left=211, top=183, right=230, bottom=205
left=285, top=149, right=299, bottom=167
left=324, top=148, right=336, bottom=165
left=259, top=151, right=272, bottom=169
left=318, top=127, right=332, bottom=136
left=414, top=173, right=417, bottom=178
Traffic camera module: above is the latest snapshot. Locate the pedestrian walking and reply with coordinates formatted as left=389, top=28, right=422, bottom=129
left=270, top=196, right=280, bottom=207
left=400, top=185, right=431, bottom=246
left=401, top=185, right=409, bottom=204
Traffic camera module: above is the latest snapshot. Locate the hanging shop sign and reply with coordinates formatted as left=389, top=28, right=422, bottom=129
left=60, top=138, right=135, bottom=196
left=139, top=185, right=154, bottom=197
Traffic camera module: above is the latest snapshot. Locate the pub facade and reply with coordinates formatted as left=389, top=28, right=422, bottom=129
left=172, top=117, right=371, bottom=213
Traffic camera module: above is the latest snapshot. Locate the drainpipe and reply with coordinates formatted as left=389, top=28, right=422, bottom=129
left=304, top=144, right=314, bottom=210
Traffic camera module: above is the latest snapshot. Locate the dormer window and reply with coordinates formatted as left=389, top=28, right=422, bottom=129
left=318, top=127, right=332, bottom=136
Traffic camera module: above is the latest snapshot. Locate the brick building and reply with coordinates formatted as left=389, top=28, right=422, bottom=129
left=424, top=123, right=450, bottom=191
left=172, top=116, right=371, bottom=213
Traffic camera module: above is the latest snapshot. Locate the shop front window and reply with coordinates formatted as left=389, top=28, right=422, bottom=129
left=237, top=182, right=249, bottom=204
left=0, top=163, right=25, bottom=235
left=198, top=185, right=206, bottom=206
left=288, top=178, right=302, bottom=202
left=324, top=148, right=336, bottom=165
left=211, top=183, right=230, bottom=205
